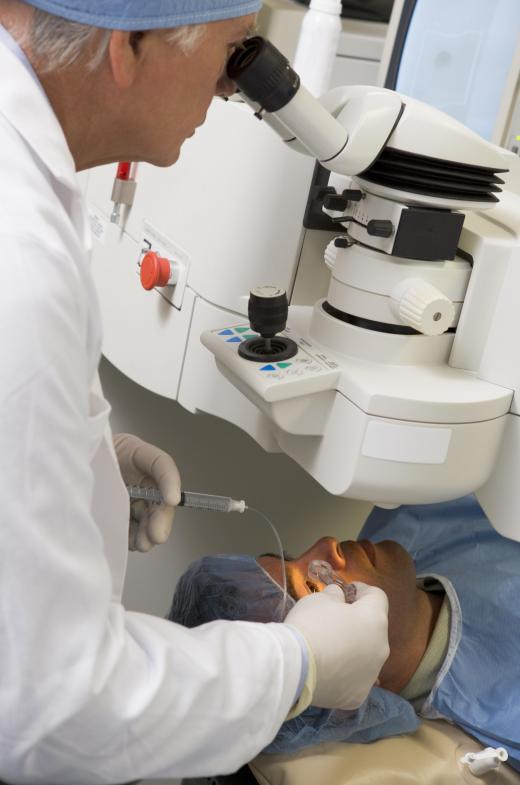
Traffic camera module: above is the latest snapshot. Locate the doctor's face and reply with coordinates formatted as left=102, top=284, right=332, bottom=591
left=258, top=536, right=420, bottom=689
left=126, top=15, right=256, bottom=166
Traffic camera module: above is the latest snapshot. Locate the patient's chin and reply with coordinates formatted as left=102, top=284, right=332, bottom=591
left=377, top=663, right=407, bottom=694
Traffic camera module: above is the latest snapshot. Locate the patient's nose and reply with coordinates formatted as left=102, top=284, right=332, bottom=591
left=310, top=537, right=345, bottom=571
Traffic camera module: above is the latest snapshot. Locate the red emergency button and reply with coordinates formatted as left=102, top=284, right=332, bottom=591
left=140, top=251, right=172, bottom=290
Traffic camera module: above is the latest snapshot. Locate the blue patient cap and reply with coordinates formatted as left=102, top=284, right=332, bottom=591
left=168, top=553, right=294, bottom=627
left=22, top=0, right=261, bottom=30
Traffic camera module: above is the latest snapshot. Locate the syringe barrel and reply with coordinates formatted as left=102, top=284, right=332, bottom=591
left=180, top=492, right=245, bottom=513
left=127, top=485, right=246, bottom=513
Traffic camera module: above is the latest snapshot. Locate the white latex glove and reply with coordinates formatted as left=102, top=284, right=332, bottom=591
left=113, top=433, right=181, bottom=553
left=285, top=582, right=390, bottom=710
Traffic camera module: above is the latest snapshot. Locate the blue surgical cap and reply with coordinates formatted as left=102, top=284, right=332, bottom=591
left=168, top=554, right=295, bottom=627
left=22, top=0, right=261, bottom=30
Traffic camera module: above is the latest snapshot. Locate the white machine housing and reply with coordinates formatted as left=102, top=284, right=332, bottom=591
left=85, top=11, right=520, bottom=541
left=198, top=82, right=520, bottom=541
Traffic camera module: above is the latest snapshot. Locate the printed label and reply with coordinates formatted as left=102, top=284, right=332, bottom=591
left=88, top=204, right=108, bottom=246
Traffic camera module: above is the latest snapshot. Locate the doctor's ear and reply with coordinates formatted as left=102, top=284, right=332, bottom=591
left=107, top=30, right=147, bottom=88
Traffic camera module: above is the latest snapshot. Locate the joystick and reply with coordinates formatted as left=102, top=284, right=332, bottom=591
left=238, top=286, right=298, bottom=362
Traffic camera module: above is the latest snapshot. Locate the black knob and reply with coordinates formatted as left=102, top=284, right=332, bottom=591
left=366, top=219, right=394, bottom=238
left=238, top=285, right=297, bottom=363
left=323, top=193, right=349, bottom=212
left=342, top=189, right=364, bottom=202
left=248, top=285, right=288, bottom=338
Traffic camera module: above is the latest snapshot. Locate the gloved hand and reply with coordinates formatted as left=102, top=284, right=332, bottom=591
left=113, top=433, right=181, bottom=553
left=284, top=582, right=389, bottom=711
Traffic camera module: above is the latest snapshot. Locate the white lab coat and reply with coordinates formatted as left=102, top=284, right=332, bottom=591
left=0, top=37, right=302, bottom=785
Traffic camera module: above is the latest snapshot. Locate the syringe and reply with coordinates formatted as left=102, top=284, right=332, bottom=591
left=308, top=559, right=357, bottom=603
left=126, top=485, right=247, bottom=513
left=128, top=485, right=290, bottom=614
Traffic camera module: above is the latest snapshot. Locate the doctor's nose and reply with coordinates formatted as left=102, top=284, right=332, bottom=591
left=216, top=76, right=237, bottom=98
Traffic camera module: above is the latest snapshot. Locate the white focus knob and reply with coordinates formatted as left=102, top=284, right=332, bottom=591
left=390, top=277, right=455, bottom=336
left=324, top=239, right=338, bottom=270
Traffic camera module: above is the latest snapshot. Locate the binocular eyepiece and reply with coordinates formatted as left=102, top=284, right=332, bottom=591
left=227, top=36, right=300, bottom=113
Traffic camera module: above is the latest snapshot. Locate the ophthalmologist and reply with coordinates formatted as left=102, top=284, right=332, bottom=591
left=0, top=1, right=390, bottom=782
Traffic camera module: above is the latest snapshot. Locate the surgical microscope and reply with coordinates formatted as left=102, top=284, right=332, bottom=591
left=201, top=37, right=520, bottom=541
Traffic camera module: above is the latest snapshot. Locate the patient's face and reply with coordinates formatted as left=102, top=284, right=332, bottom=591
left=258, top=536, right=416, bottom=609
left=258, top=536, right=423, bottom=691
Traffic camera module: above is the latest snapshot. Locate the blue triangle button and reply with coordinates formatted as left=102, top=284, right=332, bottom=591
left=226, top=336, right=242, bottom=343
left=219, top=329, right=234, bottom=336
left=260, top=364, right=276, bottom=371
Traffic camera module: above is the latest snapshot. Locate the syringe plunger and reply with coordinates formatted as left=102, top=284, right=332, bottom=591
left=180, top=491, right=246, bottom=513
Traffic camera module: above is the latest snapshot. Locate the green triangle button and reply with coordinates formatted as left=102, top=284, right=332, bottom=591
left=235, top=326, right=250, bottom=333
left=277, top=362, right=292, bottom=369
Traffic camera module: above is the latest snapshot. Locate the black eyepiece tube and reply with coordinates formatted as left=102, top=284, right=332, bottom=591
left=227, top=36, right=300, bottom=113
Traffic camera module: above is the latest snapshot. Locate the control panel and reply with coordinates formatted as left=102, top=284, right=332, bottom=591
left=202, top=323, right=340, bottom=404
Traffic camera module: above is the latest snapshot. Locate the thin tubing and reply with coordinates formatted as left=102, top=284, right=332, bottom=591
left=247, top=507, right=288, bottom=620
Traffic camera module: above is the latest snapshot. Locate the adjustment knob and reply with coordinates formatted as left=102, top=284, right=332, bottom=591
left=323, top=193, right=349, bottom=212
left=324, top=237, right=349, bottom=270
left=248, top=285, right=289, bottom=338
left=391, top=278, right=455, bottom=336
left=341, top=189, right=363, bottom=202
left=140, top=251, right=178, bottom=290
left=367, top=219, right=394, bottom=238
left=324, top=239, right=338, bottom=271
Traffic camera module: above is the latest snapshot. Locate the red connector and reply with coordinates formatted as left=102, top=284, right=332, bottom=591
left=110, top=161, right=137, bottom=224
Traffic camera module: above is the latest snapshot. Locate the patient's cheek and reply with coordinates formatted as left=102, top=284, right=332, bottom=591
left=348, top=548, right=417, bottom=634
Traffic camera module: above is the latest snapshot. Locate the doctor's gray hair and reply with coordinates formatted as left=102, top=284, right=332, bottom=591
left=27, top=8, right=207, bottom=72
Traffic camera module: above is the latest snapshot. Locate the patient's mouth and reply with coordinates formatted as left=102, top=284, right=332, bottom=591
left=358, top=540, right=377, bottom=567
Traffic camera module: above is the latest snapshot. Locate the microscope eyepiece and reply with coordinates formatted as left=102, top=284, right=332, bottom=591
left=227, top=36, right=350, bottom=173
left=227, top=36, right=300, bottom=113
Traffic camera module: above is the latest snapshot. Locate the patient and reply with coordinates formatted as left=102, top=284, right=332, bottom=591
left=258, top=535, right=442, bottom=696
left=169, top=495, right=520, bottom=770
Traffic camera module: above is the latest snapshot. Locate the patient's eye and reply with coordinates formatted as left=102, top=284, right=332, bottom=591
left=305, top=580, right=319, bottom=593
